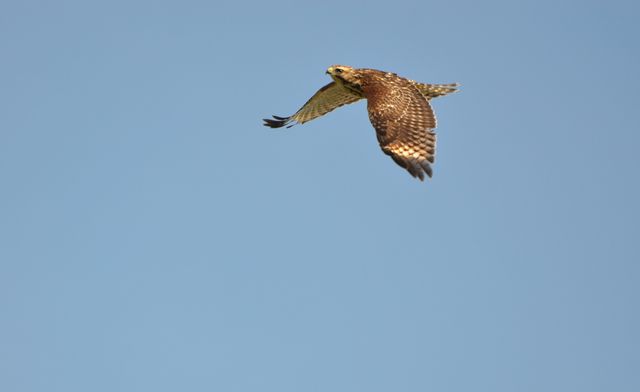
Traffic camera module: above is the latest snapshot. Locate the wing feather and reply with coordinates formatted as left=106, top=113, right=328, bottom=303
left=366, top=77, right=437, bottom=181
left=263, top=82, right=362, bottom=128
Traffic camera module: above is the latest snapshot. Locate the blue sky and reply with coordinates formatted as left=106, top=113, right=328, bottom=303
left=1, top=1, right=639, bottom=391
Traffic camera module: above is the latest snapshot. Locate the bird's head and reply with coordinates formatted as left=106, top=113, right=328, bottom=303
left=327, top=65, right=362, bottom=92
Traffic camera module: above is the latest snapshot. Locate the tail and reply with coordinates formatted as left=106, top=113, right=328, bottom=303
left=411, top=82, right=460, bottom=100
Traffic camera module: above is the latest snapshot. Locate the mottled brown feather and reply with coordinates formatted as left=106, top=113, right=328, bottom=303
left=361, top=71, right=437, bottom=181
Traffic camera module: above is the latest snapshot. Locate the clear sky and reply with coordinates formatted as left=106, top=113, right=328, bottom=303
left=1, top=1, right=639, bottom=391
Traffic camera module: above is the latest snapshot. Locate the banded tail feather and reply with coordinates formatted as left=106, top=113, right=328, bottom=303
left=412, top=82, right=460, bottom=100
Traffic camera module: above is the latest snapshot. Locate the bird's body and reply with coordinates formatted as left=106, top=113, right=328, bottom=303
left=263, top=65, right=458, bottom=181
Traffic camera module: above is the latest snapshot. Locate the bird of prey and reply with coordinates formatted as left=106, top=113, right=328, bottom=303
left=263, top=65, right=458, bottom=181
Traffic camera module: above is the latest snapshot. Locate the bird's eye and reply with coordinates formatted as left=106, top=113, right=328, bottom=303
left=335, top=68, right=343, bottom=73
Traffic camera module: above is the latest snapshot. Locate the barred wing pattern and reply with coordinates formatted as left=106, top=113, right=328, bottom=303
left=263, top=82, right=362, bottom=128
left=367, top=77, right=437, bottom=181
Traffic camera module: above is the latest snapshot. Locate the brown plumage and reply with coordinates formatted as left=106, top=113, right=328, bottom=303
left=263, top=65, right=458, bottom=181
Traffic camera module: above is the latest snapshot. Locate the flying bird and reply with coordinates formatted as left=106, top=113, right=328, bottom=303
left=263, top=65, right=458, bottom=181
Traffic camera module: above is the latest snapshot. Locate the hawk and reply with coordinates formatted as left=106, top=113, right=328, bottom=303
left=263, top=65, right=458, bottom=181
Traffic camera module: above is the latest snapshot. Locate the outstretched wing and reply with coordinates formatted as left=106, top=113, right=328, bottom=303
left=367, top=80, right=437, bottom=181
left=410, top=81, right=459, bottom=100
left=263, top=82, right=362, bottom=128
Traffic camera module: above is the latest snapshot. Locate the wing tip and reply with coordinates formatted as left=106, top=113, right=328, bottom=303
left=409, top=160, right=432, bottom=181
left=263, top=115, right=293, bottom=128
left=389, top=154, right=433, bottom=181
left=420, top=160, right=433, bottom=179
